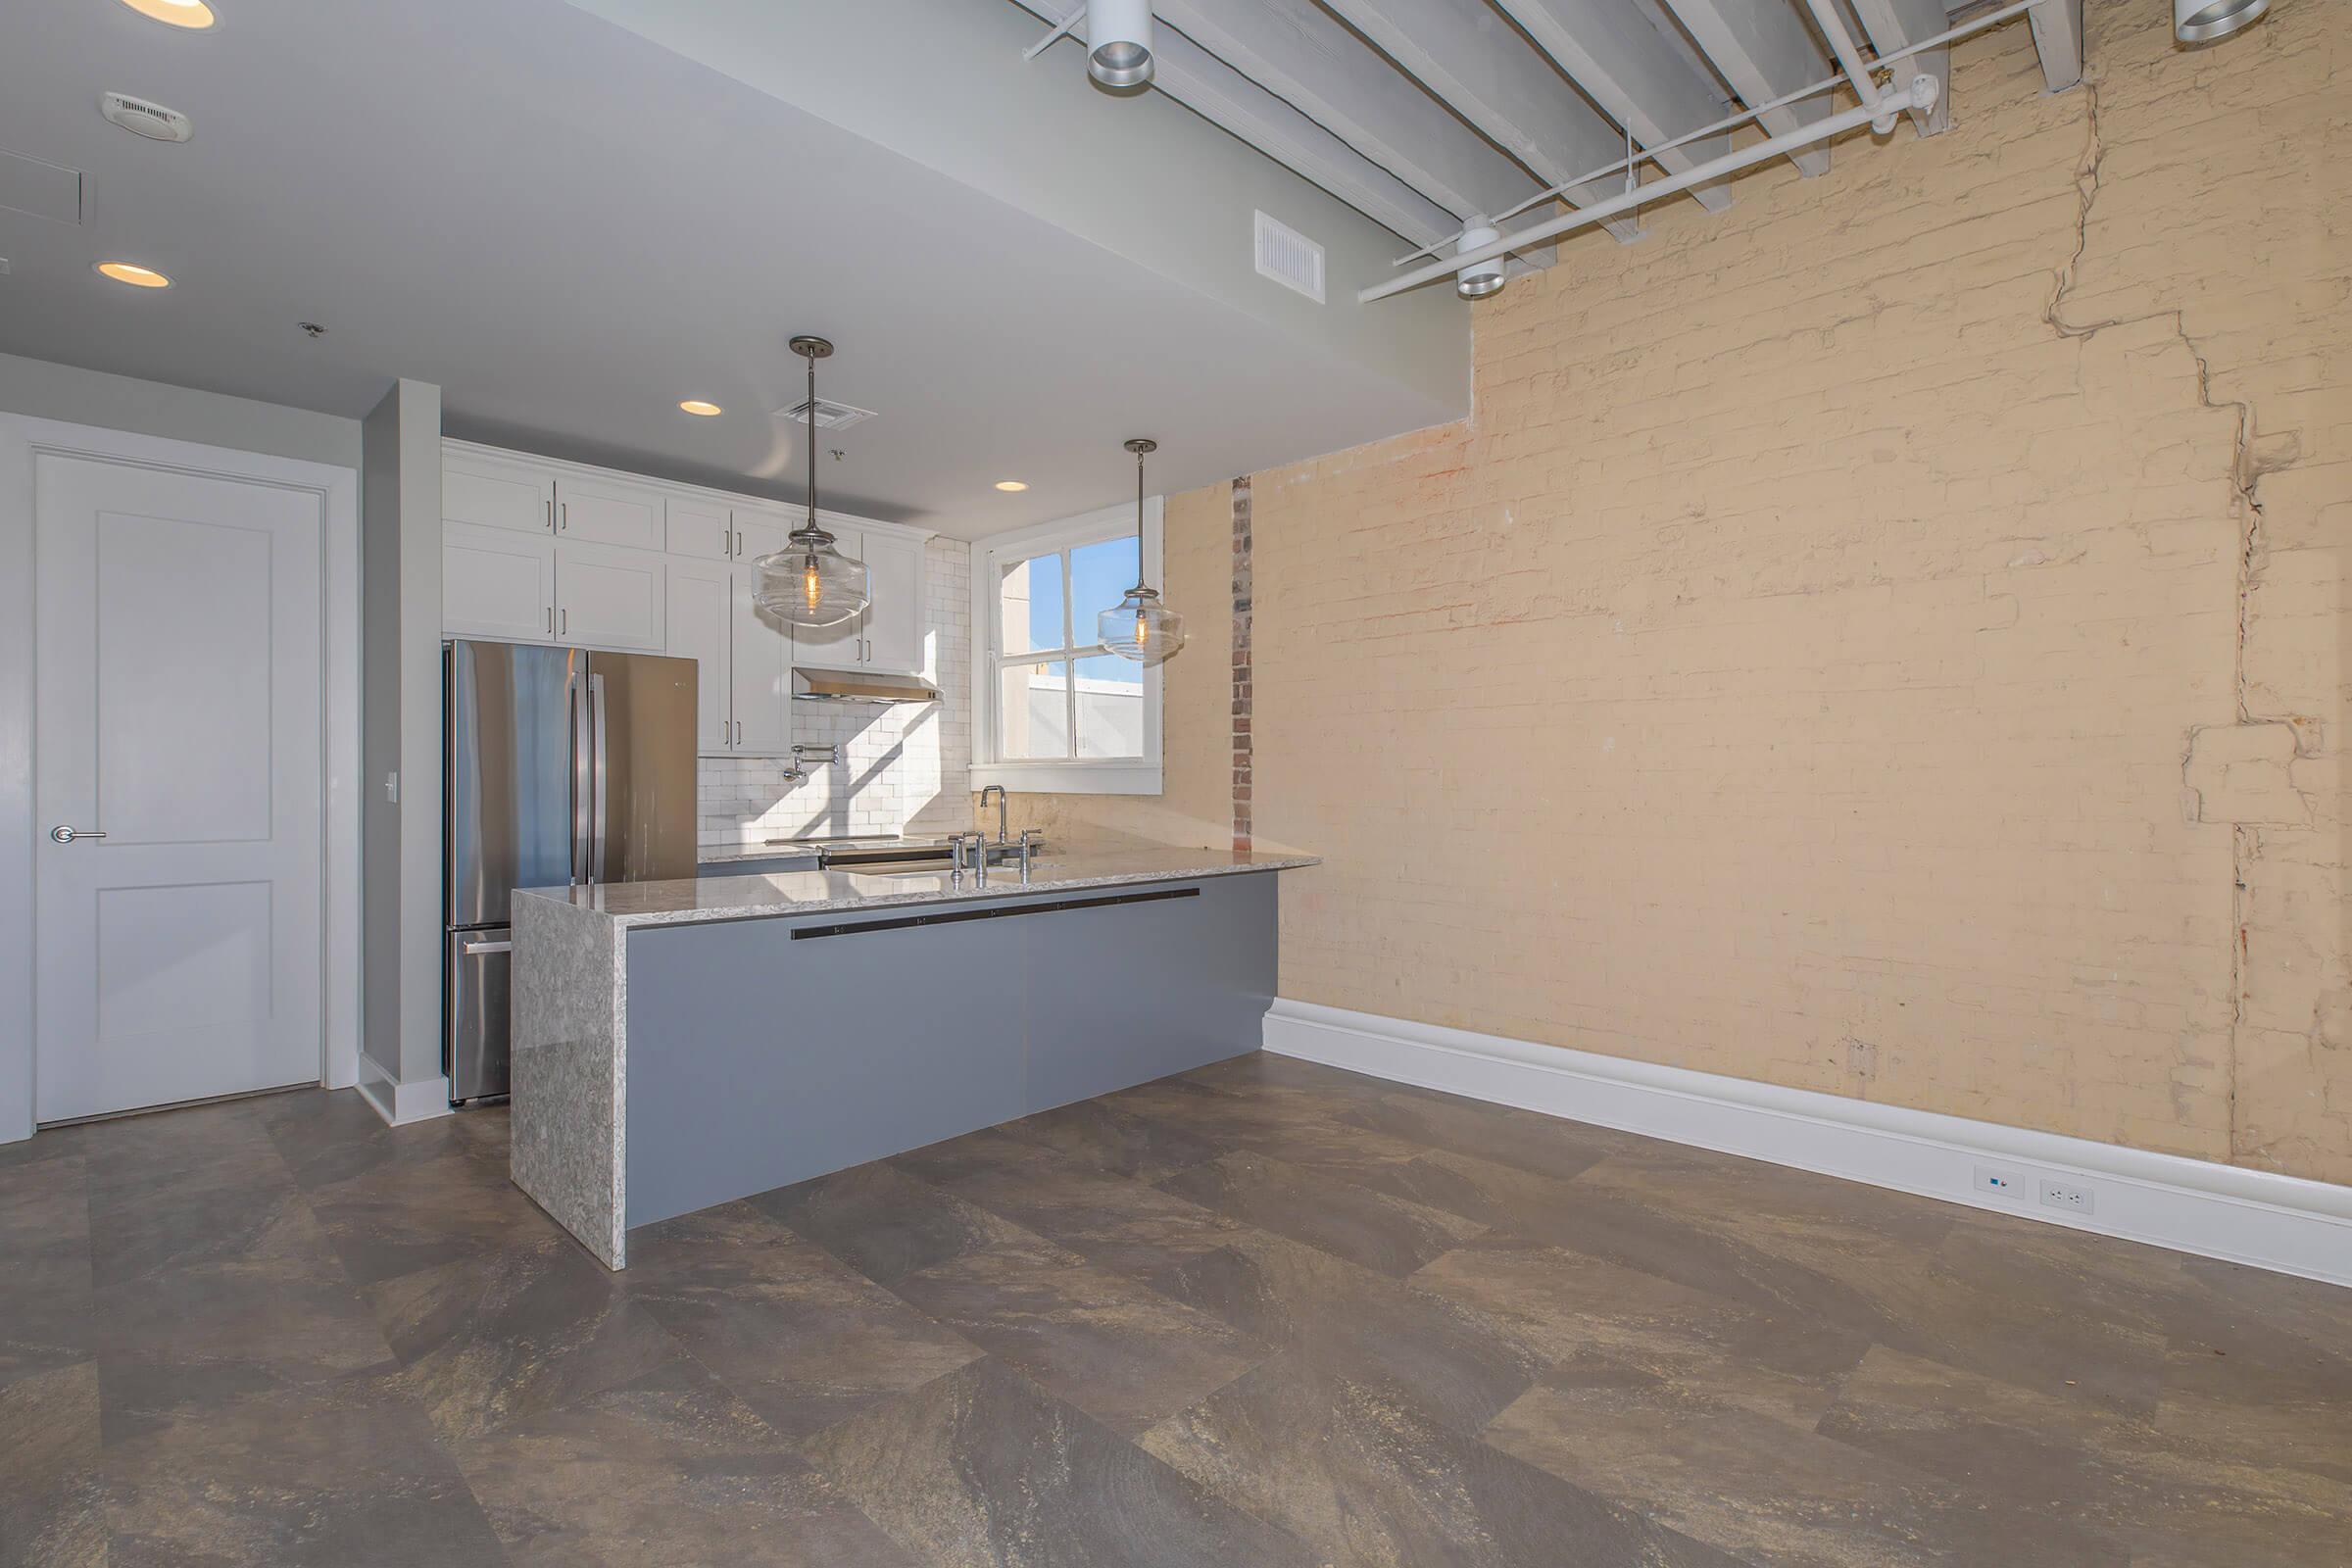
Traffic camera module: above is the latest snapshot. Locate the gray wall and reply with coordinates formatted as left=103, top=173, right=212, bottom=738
left=361, top=379, right=448, bottom=1093
left=0, top=354, right=362, bottom=1143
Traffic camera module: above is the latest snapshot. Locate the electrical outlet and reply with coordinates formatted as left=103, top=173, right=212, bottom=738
left=1973, top=1165, right=2023, bottom=1198
left=2038, top=1179, right=2094, bottom=1216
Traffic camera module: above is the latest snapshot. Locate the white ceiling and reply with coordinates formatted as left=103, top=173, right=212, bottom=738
left=0, top=0, right=1467, bottom=538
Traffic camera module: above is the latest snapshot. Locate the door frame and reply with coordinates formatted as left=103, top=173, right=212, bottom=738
left=0, top=415, right=363, bottom=1140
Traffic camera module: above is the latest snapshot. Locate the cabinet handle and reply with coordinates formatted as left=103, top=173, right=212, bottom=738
left=734, top=719, right=742, bottom=744
left=731, top=528, right=741, bottom=558
left=560, top=501, right=568, bottom=532
left=561, top=608, right=567, bottom=635
left=546, top=606, right=553, bottom=635
left=544, top=498, right=553, bottom=531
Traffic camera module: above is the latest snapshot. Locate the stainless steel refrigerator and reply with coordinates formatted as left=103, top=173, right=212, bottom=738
left=444, top=639, right=697, bottom=1102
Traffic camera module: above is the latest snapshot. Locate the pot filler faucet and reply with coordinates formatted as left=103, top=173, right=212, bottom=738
left=979, top=784, right=1008, bottom=845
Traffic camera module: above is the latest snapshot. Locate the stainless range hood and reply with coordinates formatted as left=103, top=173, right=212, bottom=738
left=792, top=666, right=941, bottom=704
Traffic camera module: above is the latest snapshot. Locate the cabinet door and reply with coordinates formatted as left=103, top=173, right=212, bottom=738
left=556, top=473, right=665, bottom=552
left=664, top=558, right=733, bottom=754
left=730, top=569, right=794, bottom=755
left=859, top=530, right=927, bottom=675
left=556, top=540, right=666, bottom=652
left=665, top=497, right=734, bottom=562
left=785, top=525, right=864, bottom=666
left=444, top=451, right=554, bottom=534
left=444, top=523, right=556, bottom=642
left=730, top=506, right=793, bottom=564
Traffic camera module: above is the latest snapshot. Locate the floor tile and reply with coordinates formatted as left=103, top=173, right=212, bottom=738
left=453, top=1359, right=912, bottom=1567
left=888, top=1230, right=1263, bottom=1437
left=0, top=1360, right=103, bottom=1568
left=1486, top=1360, right=2122, bottom=1567
left=1159, top=1149, right=1488, bottom=1276
left=1819, top=1345, right=2352, bottom=1567
left=804, top=1356, right=1320, bottom=1568
left=1335, top=1087, right=1642, bottom=1182
left=1140, top=1348, right=1745, bottom=1568
left=1102, top=1075, right=1431, bottom=1173
left=757, top=1161, right=1041, bottom=1287
left=624, top=1200, right=984, bottom=1442
left=88, top=1370, right=507, bottom=1567
left=991, top=1097, right=1227, bottom=1183
left=368, top=1233, right=683, bottom=1444
left=307, top=1136, right=563, bottom=1287
left=0, top=1153, right=92, bottom=1390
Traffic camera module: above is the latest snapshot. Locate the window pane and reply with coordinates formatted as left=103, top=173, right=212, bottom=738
left=998, top=552, right=1063, bottom=657
left=1073, top=654, right=1145, bottom=760
left=1000, top=659, right=1070, bottom=759
left=1070, top=535, right=1136, bottom=645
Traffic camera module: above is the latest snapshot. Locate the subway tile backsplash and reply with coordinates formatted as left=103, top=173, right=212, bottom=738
left=696, top=536, right=975, bottom=848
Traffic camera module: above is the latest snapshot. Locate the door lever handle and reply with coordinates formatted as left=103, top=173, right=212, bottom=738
left=50, top=825, right=105, bottom=843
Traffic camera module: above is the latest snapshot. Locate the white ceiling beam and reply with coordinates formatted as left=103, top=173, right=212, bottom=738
left=1491, top=0, right=1739, bottom=213
left=1317, top=0, right=1646, bottom=242
left=1846, top=0, right=1952, bottom=134
left=1149, top=0, right=1544, bottom=222
left=1004, top=1, right=1458, bottom=247
left=1660, top=0, right=1836, bottom=177
left=2027, top=0, right=2084, bottom=93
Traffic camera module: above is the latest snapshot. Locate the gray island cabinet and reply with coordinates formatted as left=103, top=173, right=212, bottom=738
left=507, top=848, right=1315, bottom=1267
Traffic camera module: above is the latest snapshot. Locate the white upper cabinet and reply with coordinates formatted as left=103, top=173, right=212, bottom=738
left=731, top=578, right=793, bottom=755
left=444, top=451, right=554, bottom=535
left=556, top=540, right=665, bottom=652
left=663, top=558, right=733, bottom=752
left=730, top=506, right=794, bottom=564
left=859, top=530, right=927, bottom=675
left=444, top=523, right=556, bottom=642
left=665, top=497, right=734, bottom=562
left=555, top=472, right=664, bottom=552
left=440, top=442, right=928, bottom=688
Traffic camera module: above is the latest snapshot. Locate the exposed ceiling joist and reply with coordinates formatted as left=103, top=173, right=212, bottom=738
left=1490, top=0, right=1739, bottom=213
left=1005, top=0, right=1457, bottom=246
left=1150, top=0, right=1543, bottom=223
left=1660, top=0, right=1836, bottom=177
left=1847, top=0, right=1952, bottom=134
left=2027, top=0, right=2085, bottom=93
left=1318, top=0, right=1644, bottom=242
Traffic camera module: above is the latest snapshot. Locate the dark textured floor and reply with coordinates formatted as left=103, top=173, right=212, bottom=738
left=4, top=1054, right=2349, bottom=1567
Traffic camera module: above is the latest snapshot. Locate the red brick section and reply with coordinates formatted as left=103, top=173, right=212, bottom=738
left=1230, top=474, right=1253, bottom=854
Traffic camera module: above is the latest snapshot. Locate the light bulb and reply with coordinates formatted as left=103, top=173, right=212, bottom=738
left=803, top=559, right=821, bottom=612
left=1137, top=610, right=1151, bottom=648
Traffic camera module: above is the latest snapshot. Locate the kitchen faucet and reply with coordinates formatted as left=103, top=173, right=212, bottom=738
left=979, top=784, right=1007, bottom=845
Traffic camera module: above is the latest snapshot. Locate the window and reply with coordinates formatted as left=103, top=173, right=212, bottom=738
left=970, top=500, right=1163, bottom=795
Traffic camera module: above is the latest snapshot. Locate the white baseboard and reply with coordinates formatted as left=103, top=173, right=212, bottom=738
left=1263, top=998, right=2352, bottom=1290
left=355, top=1056, right=453, bottom=1128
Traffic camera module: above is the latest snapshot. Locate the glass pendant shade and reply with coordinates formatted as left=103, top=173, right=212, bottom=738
left=754, top=531, right=869, bottom=629
left=1099, top=588, right=1185, bottom=666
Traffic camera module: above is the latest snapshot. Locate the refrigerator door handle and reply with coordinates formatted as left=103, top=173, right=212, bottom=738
left=569, top=672, right=592, bottom=885
left=590, top=671, right=610, bottom=882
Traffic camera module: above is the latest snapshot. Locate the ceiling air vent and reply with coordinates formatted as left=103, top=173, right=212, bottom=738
left=1253, top=211, right=1325, bottom=304
left=777, top=396, right=877, bottom=433
left=100, top=93, right=194, bottom=143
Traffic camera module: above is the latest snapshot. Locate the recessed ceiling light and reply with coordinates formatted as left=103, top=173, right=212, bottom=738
left=679, top=399, right=723, bottom=416
left=994, top=480, right=1028, bottom=492
left=116, top=0, right=219, bottom=29
left=95, top=261, right=172, bottom=288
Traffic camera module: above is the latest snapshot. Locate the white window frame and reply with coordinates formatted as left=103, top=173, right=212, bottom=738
left=969, top=498, right=1164, bottom=796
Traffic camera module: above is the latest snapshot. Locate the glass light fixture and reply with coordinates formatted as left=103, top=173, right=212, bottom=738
left=1097, top=437, right=1186, bottom=665
left=754, top=336, right=870, bottom=630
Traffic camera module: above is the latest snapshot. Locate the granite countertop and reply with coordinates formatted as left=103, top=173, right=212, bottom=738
left=516, top=846, right=1319, bottom=929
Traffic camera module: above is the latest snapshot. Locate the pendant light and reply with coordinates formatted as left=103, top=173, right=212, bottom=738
left=753, top=336, right=870, bottom=630
left=1097, top=437, right=1186, bottom=665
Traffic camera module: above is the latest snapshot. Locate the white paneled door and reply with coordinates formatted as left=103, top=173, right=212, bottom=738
left=34, top=455, right=324, bottom=1122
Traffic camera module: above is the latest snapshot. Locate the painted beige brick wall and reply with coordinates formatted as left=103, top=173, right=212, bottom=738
left=1011, top=0, right=2350, bottom=1185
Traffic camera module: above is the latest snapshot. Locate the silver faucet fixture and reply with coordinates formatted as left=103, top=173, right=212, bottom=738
left=979, top=784, right=1008, bottom=844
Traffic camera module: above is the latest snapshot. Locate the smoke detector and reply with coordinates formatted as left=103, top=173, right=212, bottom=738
left=777, top=396, right=876, bottom=433
left=100, top=93, right=193, bottom=143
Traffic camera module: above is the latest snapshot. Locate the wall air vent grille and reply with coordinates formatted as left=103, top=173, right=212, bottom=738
left=778, top=397, right=877, bottom=432
left=100, top=93, right=194, bottom=143
left=1253, top=211, right=1325, bottom=304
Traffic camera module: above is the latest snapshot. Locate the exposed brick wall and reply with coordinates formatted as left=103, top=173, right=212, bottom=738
left=1232, top=474, right=1254, bottom=853
left=1013, top=0, right=2350, bottom=1186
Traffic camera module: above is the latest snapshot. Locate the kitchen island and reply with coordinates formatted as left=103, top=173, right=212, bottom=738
left=508, top=846, right=1316, bottom=1267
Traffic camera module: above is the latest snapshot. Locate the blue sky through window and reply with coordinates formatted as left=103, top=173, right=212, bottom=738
left=1026, top=537, right=1144, bottom=685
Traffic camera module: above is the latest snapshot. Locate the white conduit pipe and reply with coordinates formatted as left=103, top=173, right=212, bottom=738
left=1798, top=0, right=1891, bottom=112
left=1359, top=74, right=1937, bottom=303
